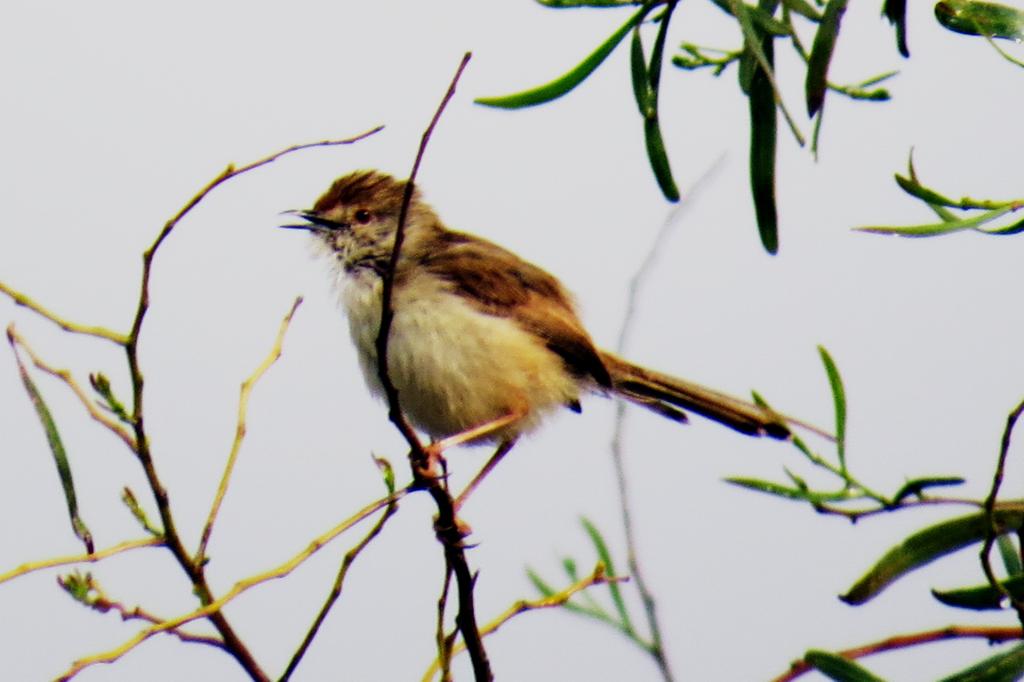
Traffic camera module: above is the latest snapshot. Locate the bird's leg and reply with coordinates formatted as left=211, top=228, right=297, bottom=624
left=430, top=411, right=522, bottom=452
left=416, top=410, right=522, bottom=487
left=453, top=437, right=518, bottom=511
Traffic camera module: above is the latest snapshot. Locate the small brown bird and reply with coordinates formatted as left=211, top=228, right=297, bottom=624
left=283, top=171, right=790, bottom=484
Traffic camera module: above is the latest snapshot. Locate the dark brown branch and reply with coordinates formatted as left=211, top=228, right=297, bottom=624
left=773, top=625, right=1023, bottom=682
left=374, top=55, right=471, bottom=462
left=370, top=51, right=492, bottom=681
left=122, top=128, right=382, bottom=682
left=980, top=397, right=1024, bottom=631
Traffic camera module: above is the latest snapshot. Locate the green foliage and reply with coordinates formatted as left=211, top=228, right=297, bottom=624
left=527, top=518, right=663, bottom=661
left=9, top=334, right=94, bottom=554
left=805, top=0, right=849, bottom=117
left=938, top=643, right=1024, bottom=682
left=804, top=650, right=887, bottom=682
left=882, top=0, right=910, bottom=56
left=89, top=372, right=131, bottom=424
left=475, top=4, right=650, bottom=109
left=858, top=153, right=1024, bottom=237
left=478, top=0, right=902, bottom=253
left=841, top=508, right=1024, bottom=605
left=935, top=0, right=1024, bottom=40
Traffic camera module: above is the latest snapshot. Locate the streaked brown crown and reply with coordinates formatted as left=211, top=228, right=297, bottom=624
left=312, top=170, right=414, bottom=217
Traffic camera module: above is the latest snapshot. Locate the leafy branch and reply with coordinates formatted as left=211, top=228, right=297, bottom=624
left=477, top=0, right=900, bottom=253
left=857, top=153, right=1024, bottom=238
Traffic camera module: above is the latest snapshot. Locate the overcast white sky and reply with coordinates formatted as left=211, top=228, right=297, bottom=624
left=2, top=2, right=1024, bottom=681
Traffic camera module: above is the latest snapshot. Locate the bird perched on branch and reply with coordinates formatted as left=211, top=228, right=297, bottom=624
left=283, top=171, right=793, bottom=494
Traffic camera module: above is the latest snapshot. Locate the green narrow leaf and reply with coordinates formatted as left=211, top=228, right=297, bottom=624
left=896, top=175, right=956, bottom=207
left=856, top=204, right=1017, bottom=237
left=894, top=174, right=960, bottom=219
left=726, top=477, right=810, bottom=500
left=563, top=556, right=581, bottom=581
left=646, top=3, right=674, bottom=90
left=817, top=346, right=847, bottom=474
left=983, top=215, right=1024, bottom=235
left=841, top=507, right=1024, bottom=605
left=805, top=650, right=887, bottom=682
left=373, top=455, right=396, bottom=494
left=938, top=642, right=1024, bottom=682
left=642, top=2, right=680, bottom=201
left=630, top=24, right=653, bottom=113
left=580, top=517, right=635, bottom=635
left=895, top=154, right=961, bottom=218
left=882, top=0, right=910, bottom=56
left=8, top=336, right=94, bottom=554
left=891, top=476, right=965, bottom=503
left=712, top=0, right=792, bottom=35
left=935, top=0, right=1024, bottom=41
left=932, top=572, right=1024, bottom=610
left=527, top=568, right=558, bottom=597
left=783, top=0, right=823, bottom=21
left=998, top=533, right=1023, bottom=576
left=805, top=0, right=850, bottom=117
left=476, top=4, right=652, bottom=109
left=643, top=118, right=679, bottom=201
left=725, top=477, right=851, bottom=503
left=122, top=487, right=162, bottom=536
left=89, top=372, right=131, bottom=423
left=748, top=12, right=779, bottom=254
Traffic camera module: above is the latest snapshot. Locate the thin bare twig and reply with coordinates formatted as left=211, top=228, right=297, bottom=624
left=370, top=51, right=493, bottom=681
left=61, top=573, right=225, bottom=650
left=279, top=478, right=400, bottom=681
left=813, top=496, right=982, bottom=522
left=773, top=625, right=1024, bottom=682
left=608, top=158, right=724, bottom=681
left=374, top=56, right=469, bottom=460
left=117, top=127, right=381, bottom=682
left=195, top=297, right=304, bottom=567
left=0, top=537, right=162, bottom=586
left=55, top=488, right=407, bottom=681
left=980, top=397, right=1024, bottom=631
left=0, top=281, right=128, bottom=345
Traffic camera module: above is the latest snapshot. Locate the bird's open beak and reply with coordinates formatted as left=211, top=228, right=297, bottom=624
left=279, top=210, right=346, bottom=231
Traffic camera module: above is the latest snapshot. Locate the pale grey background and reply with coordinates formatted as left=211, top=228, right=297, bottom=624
left=2, top=2, right=1023, bottom=680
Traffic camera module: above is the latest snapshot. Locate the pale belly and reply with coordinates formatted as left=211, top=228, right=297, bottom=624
left=341, top=274, right=579, bottom=442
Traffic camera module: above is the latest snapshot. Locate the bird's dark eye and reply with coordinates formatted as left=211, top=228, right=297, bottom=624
left=354, top=209, right=372, bottom=224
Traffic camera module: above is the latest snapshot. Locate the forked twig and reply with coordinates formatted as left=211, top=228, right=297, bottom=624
left=61, top=573, right=225, bottom=650
left=116, top=127, right=381, bottom=681
left=980, top=397, right=1024, bottom=630
left=195, top=297, right=304, bottom=566
left=55, top=488, right=407, bottom=681
left=6, top=325, right=137, bottom=452
left=422, top=564, right=616, bottom=682
left=279, top=472, right=400, bottom=680
left=0, top=537, right=162, bottom=586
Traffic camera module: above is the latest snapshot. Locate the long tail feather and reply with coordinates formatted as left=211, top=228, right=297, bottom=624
left=599, top=351, right=792, bottom=439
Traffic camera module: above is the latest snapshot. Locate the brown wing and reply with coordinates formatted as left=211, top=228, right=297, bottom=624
left=418, top=230, right=612, bottom=388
